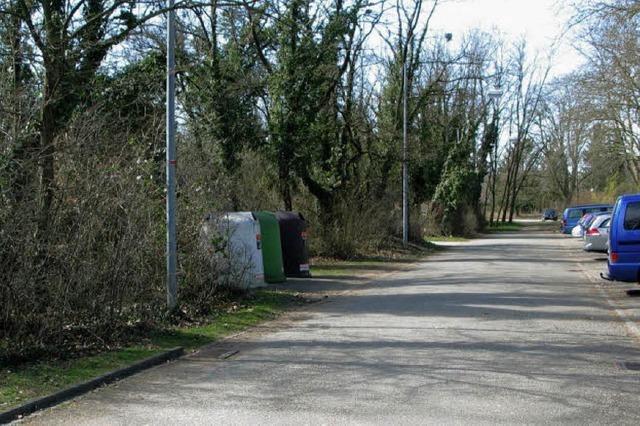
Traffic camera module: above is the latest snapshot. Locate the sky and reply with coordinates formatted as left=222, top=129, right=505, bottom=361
left=427, top=0, right=584, bottom=76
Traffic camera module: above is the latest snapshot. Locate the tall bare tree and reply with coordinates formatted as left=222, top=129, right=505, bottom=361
left=498, top=39, right=549, bottom=222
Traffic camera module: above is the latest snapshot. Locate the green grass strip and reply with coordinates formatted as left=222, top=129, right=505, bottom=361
left=487, top=222, right=524, bottom=232
left=425, top=236, right=470, bottom=242
left=0, top=290, right=297, bottom=411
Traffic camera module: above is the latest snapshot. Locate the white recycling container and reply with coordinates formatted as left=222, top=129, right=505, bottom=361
left=202, top=212, right=266, bottom=288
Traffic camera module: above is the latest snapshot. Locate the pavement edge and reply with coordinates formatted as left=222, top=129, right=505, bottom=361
left=0, top=347, right=185, bottom=424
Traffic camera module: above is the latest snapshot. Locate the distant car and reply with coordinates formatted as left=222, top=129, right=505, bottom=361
left=542, top=208, right=558, bottom=221
left=561, top=204, right=613, bottom=234
left=607, top=194, right=640, bottom=282
left=584, top=214, right=611, bottom=252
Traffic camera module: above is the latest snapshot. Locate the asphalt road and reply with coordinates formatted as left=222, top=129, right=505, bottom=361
left=23, top=226, right=640, bottom=425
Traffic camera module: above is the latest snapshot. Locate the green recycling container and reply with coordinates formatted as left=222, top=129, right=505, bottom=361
left=253, top=211, right=286, bottom=283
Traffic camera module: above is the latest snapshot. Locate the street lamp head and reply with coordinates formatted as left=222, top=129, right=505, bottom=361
left=487, top=87, right=503, bottom=101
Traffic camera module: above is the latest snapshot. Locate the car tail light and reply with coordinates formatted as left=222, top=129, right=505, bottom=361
left=586, top=228, right=600, bottom=236
left=610, top=252, right=619, bottom=263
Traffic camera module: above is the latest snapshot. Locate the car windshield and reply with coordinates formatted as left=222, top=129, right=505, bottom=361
left=590, top=215, right=609, bottom=228
left=623, top=202, right=640, bottom=230
left=579, top=214, right=593, bottom=225
left=585, top=215, right=601, bottom=228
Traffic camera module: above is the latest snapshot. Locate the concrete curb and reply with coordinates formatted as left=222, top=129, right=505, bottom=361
left=0, top=347, right=184, bottom=424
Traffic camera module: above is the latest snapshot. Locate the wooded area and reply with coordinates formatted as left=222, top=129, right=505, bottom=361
left=0, top=0, right=637, bottom=362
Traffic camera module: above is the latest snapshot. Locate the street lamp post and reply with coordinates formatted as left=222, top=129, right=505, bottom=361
left=487, top=88, right=503, bottom=103
left=166, top=0, right=177, bottom=310
left=402, top=44, right=410, bottom=248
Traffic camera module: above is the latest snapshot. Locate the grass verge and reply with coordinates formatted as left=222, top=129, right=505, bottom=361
left=0, top=290, right=299, bottom=411
left=312, top=259, right=401, bottom=277
left=425, top=235, right=470, bottom=242
left=487, top=222, right=524, bottom=233
left=312, top=240, right=440, bottom=277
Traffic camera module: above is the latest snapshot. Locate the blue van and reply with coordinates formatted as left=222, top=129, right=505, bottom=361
left=607, top=194, right=640, bottom=282
left=561, top=204, right=612, bottom=234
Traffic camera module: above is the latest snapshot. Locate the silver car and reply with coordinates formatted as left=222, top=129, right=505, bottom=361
left=583, top=213, right=611, bottom=252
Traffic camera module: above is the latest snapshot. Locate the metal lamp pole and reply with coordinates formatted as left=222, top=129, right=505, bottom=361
left=402, top=36, right=412, bottom=248
left=166, top=0, right=177, bottom=310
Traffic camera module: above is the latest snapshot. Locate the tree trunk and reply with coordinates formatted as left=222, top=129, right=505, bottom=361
left=477, top=114, right=499, bottom=227
left=280, top=167, right=293, bottom=211
left=489, top=162, right=497, bottom=226
left=37, top=43, right=68, bottom=240
left=508, top=137, right=525, bottom=222
left=37, top=96, right=58, bottom=238
left=499, top=148, right=515, bottom=223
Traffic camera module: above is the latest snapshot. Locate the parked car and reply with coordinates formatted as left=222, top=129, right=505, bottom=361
left=561, top=204, right=612, bottom=234
left=607, top=194, right=640, bottom=282
left=571, top=213, right=595, bottom=238
left=584, top=213, right=611, bottom=252
left=542, top=208, right=558, bottom=221
left=581, top=213, right=605, bottom=239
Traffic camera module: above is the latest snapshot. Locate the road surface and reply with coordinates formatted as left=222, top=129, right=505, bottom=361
left=23, top=226, right=640, bottom=425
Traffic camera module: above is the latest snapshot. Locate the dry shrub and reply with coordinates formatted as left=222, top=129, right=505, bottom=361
left=310, top=189, right=396, bottom=259
left=0, top=111, right=167, bottom=362
left=461, top=208, right=479, bottom=236
left=409, top=205, right=424, bottom=243
left=231, top=151, right=282, bottom=211
left=423, top=200, right=479, bottom=238
left=0, top=108, right=249, bottom=363
left=178, top=227, right=247, bottom=316
left=422, top=201, right=445, bottom=237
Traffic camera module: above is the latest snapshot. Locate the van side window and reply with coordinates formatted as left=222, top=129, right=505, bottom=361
left=623, top=202, right=640, bottom=230
left=568, top=210, right=582, bottom=219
